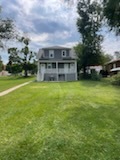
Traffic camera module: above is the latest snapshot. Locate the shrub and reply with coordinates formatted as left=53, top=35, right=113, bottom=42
left=91, top=71, right=101, bottom=81
left=110, top=73, right=120, bottom=86
left=79, top=73, right=91, bottom=80
left=79, top=71, right=101, bottom=81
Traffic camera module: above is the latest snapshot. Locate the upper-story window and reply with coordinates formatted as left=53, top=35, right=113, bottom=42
left=62, top=50, right=66, bottom=57
left=49, top=50, right=54, bottom=58
left=42, top=53, right=45, bottom=58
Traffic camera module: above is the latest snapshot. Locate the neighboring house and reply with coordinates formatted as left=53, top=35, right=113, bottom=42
left=79, top=65, right=103, bottom=74
left=86, top=65, right=102, bottom=74
left=0, top=70, right=10, bottom=76
left=37, top=46, right=77, bottom=81
left=105, top=59, right=120, bottom=75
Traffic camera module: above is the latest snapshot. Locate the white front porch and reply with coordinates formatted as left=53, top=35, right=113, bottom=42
left=37, top=61, right=77, bottom=81
left=39, top=62, right=77, bottom=74
left=45, top=68, right=75, bottom=74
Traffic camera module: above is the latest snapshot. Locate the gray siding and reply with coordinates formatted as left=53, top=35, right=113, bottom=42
left=66, top=73, right=76, bottom=81
left=58, top=74, right=65, bottom=81
left=44, top=73, right=76, bottom=81
left=43, top=49, right=70, bottom=60
left=44, top=73, right=57, bottom=81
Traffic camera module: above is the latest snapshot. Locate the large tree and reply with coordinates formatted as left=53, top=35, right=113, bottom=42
left=76, top=0, right=103, bottom=76
left=74, top=43, right=84, bottom=73
left=0, top=6, right=14, bottom=48
left=8, top=37, right=36, bottom=77
left=104, top=0, right=120, bottom=35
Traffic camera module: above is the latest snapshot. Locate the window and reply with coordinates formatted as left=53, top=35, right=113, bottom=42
left=47, top=63, right=52, bottom=69
left=113, top=63, right=116, bottom=68
left=49, top=50, right=54, bottom=58
left=62, top=50, right=66, bottom=57
left=70, top=63, right=75, bottom=70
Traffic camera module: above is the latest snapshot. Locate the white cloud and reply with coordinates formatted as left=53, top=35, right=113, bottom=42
left=30, top=33, right=49, bottom=42
left=17, top=0, right=38, bottom=15
left=102, top=32, right=120, bottom=55
left=63, top=41, right=79, bottom=47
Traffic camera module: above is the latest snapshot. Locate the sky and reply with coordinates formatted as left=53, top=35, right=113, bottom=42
left=0, top=0, right=120, bottom=64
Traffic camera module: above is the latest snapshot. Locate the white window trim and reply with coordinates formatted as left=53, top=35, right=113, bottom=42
left=62, top=50, right=66, bottom=57
left=47, top=63, right=52, bottom=69
left=49, top=50, right=54, bottom=58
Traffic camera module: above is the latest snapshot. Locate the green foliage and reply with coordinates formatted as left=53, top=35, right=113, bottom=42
left=74, top=43, right=84, bottom=72
left=76, top=0, right=103, bottom=76
left=0, top=55, right=4, bottom=71
left=8, top=37, right=36, bottom=77
left=0, top=6, right=15, bottom=48
left=6, top=63, right=22, bottom=75
left=79, top=73, right=91, bottom=80
left=79, top=71, right=101, bottom=81
left=27, top=62, right=37, bottom=74
left=101, top=53, right=113, bottom=64
left=104, top=0, right=120, bottom=35
left=91, top=71, right=101, bottom=81
left=110, top=73, right=120, bottom=85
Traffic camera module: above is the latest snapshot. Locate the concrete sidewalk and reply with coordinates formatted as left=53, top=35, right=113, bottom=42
left=0, top=81, right=32, bottom=97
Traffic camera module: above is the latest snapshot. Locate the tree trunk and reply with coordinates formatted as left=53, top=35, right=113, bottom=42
left=24, top=69, right=28, bottom=77
left=24, top=63, right=28, bottom=77
left=83, top=66, right=87, bottom=79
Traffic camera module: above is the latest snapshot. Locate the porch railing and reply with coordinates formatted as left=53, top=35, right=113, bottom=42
left=45, top=68, right=75, bottom=73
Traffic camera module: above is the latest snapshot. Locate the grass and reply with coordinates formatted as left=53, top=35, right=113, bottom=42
left=0, top=81, right=120, bottom=160
left=0, top=76, right=35, bottom=92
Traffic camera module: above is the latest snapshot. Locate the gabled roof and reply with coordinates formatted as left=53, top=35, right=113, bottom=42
left=42, top=46, right=71, bottom=50
left=105, top=59, right=120, bottom=65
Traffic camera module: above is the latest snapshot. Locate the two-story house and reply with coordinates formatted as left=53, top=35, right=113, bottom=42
left=37, top=46, right=77, bottom=81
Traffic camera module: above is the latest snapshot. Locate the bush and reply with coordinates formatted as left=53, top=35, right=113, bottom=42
left=79, top=71, right=101, bottom=81
left=91, top=71, right=101, bottom=81
left=79, top=73, right=91, bottom=80
left=110, top=73, right=120, bottom=86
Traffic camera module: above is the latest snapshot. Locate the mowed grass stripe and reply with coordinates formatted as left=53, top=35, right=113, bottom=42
left=0, top=81, right=120, bottom=160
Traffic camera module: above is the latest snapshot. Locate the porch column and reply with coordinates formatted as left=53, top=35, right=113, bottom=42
left=37, top=61, right=40, bottom=81
left=56, top=62, right=58, bottom=81
left=65, top=63, right=67, bottom=81
left=75, top=61, right=77, bottom=80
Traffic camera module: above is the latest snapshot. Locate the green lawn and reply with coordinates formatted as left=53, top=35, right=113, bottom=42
left=0, top=76, right=35, bottom=92
left=0, top=81, right=120, bottom=160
